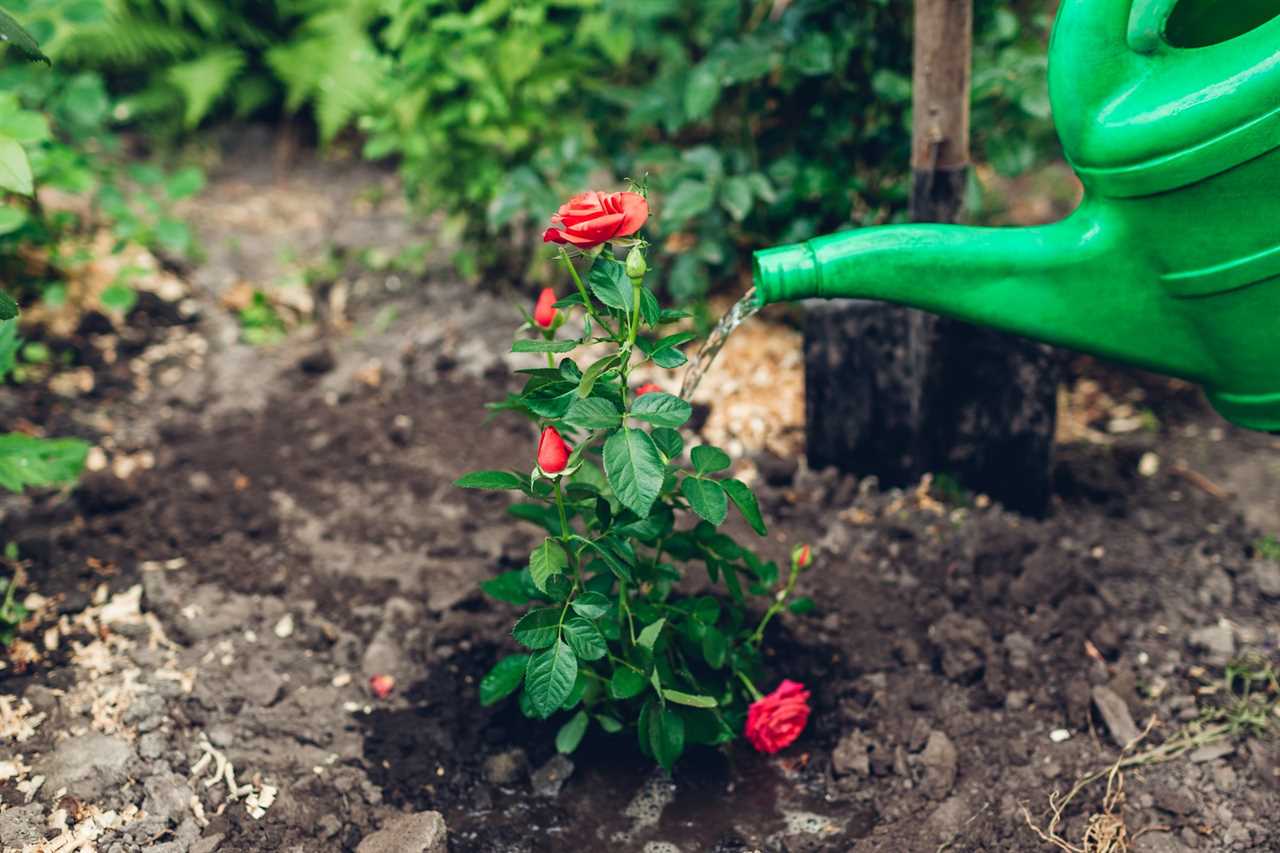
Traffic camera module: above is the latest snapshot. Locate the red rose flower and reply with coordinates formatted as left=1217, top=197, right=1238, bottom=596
left=537, top=426, right=571, bottom=474
left=745, top=679, right=811, bottom=754
left=369, top=674, right=395, bottom=699
left=635, top=383, right=662, bottom=396
left=534, top=288, right=558, bottom=328
left=542, top=191, right=649, bottom=249
left=794, top=544, right=811, bottom=569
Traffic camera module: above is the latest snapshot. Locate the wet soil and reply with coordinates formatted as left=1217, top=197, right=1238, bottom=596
left=1, top=136, right=1278, bottom=853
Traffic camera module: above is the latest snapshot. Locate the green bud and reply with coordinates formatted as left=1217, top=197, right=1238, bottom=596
left=625, top=247, right=647, bottom=280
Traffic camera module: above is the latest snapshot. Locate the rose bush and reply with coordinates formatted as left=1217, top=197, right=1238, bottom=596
left=457, top=189, right=814, bottom=768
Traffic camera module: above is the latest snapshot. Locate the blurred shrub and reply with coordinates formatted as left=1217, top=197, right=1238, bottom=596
left=369, top=0, right=1057, bottom=294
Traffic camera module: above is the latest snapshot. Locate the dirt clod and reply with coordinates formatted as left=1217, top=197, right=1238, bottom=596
left=1091, top=684, right=1141, bottom=748
left=354, top=810, right=447, bottom=853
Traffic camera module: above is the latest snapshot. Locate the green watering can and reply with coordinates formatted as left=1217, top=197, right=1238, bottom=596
left=753, top=0, right=1280, bottom=431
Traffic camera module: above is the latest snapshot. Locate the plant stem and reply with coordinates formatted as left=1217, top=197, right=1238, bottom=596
left=748, top=558, right=801, bottom=646
left=559, top=248, right=618, bottom=340
left=736, top=670, right=763, bottom=701
left=553, top=479, right=581, bottom=587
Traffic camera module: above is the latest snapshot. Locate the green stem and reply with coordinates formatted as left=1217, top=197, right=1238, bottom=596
left=553, top=480, right=581, bottom=587
left=748, top=558, right=801, bottom=646
left=736, top=670, right=764, bottom=701
left=559, top=248, right=618, bottom=340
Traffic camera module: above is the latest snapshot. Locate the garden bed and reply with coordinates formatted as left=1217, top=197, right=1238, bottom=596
left=1, top=142, right=1278, bottom=853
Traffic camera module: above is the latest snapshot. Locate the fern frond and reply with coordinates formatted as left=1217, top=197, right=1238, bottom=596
left=164, top=46, right=246, bottom=127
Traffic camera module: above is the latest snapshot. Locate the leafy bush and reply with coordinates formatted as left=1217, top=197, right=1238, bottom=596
left=457, top=194, right=815, bottom=768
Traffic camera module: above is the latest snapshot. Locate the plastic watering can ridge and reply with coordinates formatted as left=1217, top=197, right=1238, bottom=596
left=752, top=0, right=1280, bottom=431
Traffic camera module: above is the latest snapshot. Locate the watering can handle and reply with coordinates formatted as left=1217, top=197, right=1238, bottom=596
left=1126, top=0, right=1178, bottom=53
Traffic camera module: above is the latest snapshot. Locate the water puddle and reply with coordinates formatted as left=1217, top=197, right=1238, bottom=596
left=679, top=288, right=761, bottom=401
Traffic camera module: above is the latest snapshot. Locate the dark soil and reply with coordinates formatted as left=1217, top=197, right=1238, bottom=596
left=1, top=139, right=1278, bottom=853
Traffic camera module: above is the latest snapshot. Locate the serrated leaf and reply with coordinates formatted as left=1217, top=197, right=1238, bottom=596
left=563, top=616, right=607, bottom=661
left=639, top=287, right=660, bottom=327
left=556, top=710, right=589, bottom=754
left=0, top=137, right=33, bottom=197
left=577, top=354, right=617, bottom=398
left=701, top=626, right=727, bottom=669
left=0, top=435, right=89, bottom=494
left=603, top=428, right=664, bottom=517
left=682, top=477, right=727, bottom=525
left=0, top=292, right=17, bottom=322
left=525, top=640, right=577, bottom=718
left=651, top=428, right=683, bottom=460
left=479, top=654, right=529, bottom=706
left=570, top=591, right=610, bottom=619
left=652, top=347, right=688, bottom=369
left=663, top=181, right=714, bottom=227
left=512, top=338, right=579, bottom=353
left=662, top=689, right=717, bottom=708
left=564, top=397, right=621, bottom=430
left=586, top=254, right=632, bottom=312
left=637, top=617, right=666, bottom=651
left=609, top=667, right=647, bottom=700
left=512, top=607, right=562, bottom=649
left=646, top=699, right=685, bottom=771
left=690, top=445, right=731, bottom=474
left=722, top=478, right=766, bottom=536
left=454, top=470, right=524, bottom=490
left=529, top=538, right=567, bottom=593
left=0, top=9, right=50, bottom=64
left=631, top=392, right=691, bottom=428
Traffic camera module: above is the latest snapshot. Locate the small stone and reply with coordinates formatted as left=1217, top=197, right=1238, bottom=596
left=1189, top=623, right=1235, bottom=662
left=139, top=731, right=168, bottom=760
left=530, top=754, right=575, bottom=798
left=1005, top=690, right=1028, bottom=711
left=1252, top=560, right=1280, bottom=598
left=483, top=748, right=528, bottom=786
left=1049, top=729, right=1071, bottom=743
left=189, top=834, right=226, bottom=853
left=1212, top=763, right=1237, bottom=793
left=1151, top=785, right=1198, bottom=816
left=355, top=811, right=447, bottom=853
left=34, top=734, right=134, bottom=801
left=207, top=725, right=235, bottom=749
left=925, top=795, right=970, bottom=844
left=1091, top=685, right=1140, bottom=748
left=0, top=802, right=44, bottom=848
left=920, top=731, right=958, bottom=800
left=831, top=731, right=871, bottom=778
left=143, top=772, right=192, bottom=822
left=298, top=347, right=336, bottom=375
left=1138, top=452, right=1160, bottom=477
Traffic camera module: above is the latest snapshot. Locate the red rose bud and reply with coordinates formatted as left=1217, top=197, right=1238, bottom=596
left=793, top=544, right=811, bottom=569
left=369, top=674, right=395, bottom=699
left=745, top=679, right=811, bottom=754
left=542, top=191, right=649, bottom=250
left=537, top=426, right=571, bottom=474
left=533, top=288, right=558, bottom=328
left=635, top=383, right=661, bottom=396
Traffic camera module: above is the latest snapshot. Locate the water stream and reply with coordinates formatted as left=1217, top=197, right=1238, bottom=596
left=678, top=288, right=761, bottom=401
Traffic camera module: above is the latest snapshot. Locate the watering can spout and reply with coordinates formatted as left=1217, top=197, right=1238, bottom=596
left=752, top=0, right=1280, bottom=431
left=754, top=207, right=1211, bottom=383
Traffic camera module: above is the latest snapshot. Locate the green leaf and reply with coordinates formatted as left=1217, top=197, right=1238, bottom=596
left=563, top=616, right=607, bottom=661
left=603, top=428, right=665, bottom=517
left=479, top=654, right=529, bottom=706
left=662, top=181, right=714, bottom=227
left=100, top=284, right=137, bottom=315
left=529, top=538, right=567, bottom=593
left=586, top=254, right=632, bottom=312
left=651, top=428, right=683, bottom=460
left=481, top=570, right=533, bottom=605
left=722, top=478, right=767, bottom=536
left=789, top=596, right=816, bottom=615
left=662, top=689, right=717, bottom=708
left=652, top=347, right=688, bottom=369
left=577, top=354, right=617, bottom=398
left=0, top=9, right=50, bottom=63
left=684, top=62, right=722, bottom=122
left=167, top=47, right=246, bottom=128
left=701, top=626, right=728, bottom=669
left=570, top=591, right=610, bottom=619
left=720, top=175, right=753, bottom=222
left=637, top=617, right=666, bottom=651
left=165, top=167, right=206, bottom=201
left=454, top=470, right=524, bottom=490
left=0, top=435, right=89, bottom=494
left=564, top=397, right=621, bottom=431
left=512, top=338, right=579, bottom=353
left=0, top=205, right=27, bottom=236
left=682, top=477, right=727, bottom=525
left=556, top=710, right=589, bottom=754
left=0, top=293, right=17, bottom=324
left=0, top=318, right=19, bottom=379
left=525, top=640, right=578, bottom=718
left=691, top=445, right=732, bottom=474
left=570, top=534, right=633, bottom=582
left=630, top=392, right=691, bottom=428
left=646, top=699, right=685, bottom=771
left=512, top=607, right=562, bottom=650
left=639, top=287, right=660, bottom=327
left=609, top=667, right=647, bottom=700
left=596, top=714, right=624, bottom=734
left=0, top=137, right=33, bottom=197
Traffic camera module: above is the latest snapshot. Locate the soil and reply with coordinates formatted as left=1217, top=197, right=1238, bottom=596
left=1, top=130, right=1279, bottom=853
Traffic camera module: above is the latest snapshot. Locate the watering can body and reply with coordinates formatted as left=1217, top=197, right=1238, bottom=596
left=753, top=0, right=1280, bottom=431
